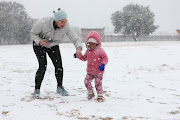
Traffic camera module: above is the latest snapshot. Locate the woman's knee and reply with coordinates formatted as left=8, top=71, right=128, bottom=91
left=39, top=63, right=47, bottom=71
left=56, top=67, right=63, bottom=72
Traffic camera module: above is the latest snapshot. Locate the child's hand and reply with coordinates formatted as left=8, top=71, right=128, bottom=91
left=98, top=63, right=105, bottom=71
left=74, top=52, right=82, bottom=58
left=76, top=48, right=82, bottom=58
left=73, top=53, right=77, bottom=58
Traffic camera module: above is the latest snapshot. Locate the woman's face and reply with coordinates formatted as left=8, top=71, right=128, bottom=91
left=87, top=42, right=97, bottom=51
left=56, top=19, right=67, bottom=29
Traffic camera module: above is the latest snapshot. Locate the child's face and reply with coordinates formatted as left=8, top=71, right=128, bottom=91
left=88, top=42, right=97, bottom=51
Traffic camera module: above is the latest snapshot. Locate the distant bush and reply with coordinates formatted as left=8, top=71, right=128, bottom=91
left=111, top=3, right=158, bottom=41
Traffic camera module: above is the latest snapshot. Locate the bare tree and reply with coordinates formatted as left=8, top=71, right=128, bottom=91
left=0, top=1, right=33, bottom=44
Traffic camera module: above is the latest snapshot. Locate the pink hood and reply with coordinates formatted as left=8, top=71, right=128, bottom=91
left=78, top=31, right=108, bottom=74
left=85, top=31, right=102, bottom=48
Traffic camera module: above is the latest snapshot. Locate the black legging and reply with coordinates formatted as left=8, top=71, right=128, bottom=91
left=33, top=41, right=63, bottom=89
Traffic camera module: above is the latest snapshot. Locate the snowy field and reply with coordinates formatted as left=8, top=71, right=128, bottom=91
left=0, top=41, right=180, bottom=120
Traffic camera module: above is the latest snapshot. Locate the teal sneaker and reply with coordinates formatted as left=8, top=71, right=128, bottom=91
left=57, top=86, right=68, bottom=96
left=33, top=89, right=40, bottom=98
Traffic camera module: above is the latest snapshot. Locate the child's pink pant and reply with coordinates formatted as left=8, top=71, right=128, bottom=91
left=84, top=73, right=103, bottom=94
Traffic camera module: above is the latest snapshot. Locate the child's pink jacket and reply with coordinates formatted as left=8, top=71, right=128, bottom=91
left=78, top=31, right=108, bottom=74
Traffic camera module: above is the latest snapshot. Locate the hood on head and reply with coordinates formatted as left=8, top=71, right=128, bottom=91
left=85, top=31, right=101, bottom=48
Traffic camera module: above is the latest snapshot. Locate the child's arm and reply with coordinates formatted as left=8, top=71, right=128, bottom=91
left=78, top=50, right=88, bottom=61
left=98, top=49, right=108, bottom=71
left=74, top=50, right=88, bottom=61
left=100, top=48, right=108, bottom=65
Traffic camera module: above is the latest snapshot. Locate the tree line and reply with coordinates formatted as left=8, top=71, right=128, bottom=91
left=0, top=1, right=158, bottom=45
left=0, top=1, right=36, bottom=45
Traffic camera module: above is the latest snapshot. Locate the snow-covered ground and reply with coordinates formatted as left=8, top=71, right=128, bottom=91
left=0, top=41, right=180, bottom=120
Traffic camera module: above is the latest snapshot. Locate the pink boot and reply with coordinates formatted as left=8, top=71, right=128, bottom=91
left=87, top=90, right=95, bottom=100
left=97, top=94, right=105, bottom=102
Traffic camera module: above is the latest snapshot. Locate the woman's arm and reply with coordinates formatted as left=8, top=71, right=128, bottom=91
left=65, top=22, right=82, bottom=50
left=30, top=19, right=43, bottom=45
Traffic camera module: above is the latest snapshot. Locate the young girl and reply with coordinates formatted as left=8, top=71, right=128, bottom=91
left=74, top=31, right=108, bottom=102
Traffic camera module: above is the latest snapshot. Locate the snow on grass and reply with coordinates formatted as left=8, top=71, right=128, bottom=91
left=0, top=41, right=180, bottom=120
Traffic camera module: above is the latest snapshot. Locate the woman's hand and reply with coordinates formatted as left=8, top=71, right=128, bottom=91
left=39, top=39, right=50, bottom=46
left=76, top=48, right=82, bottom=58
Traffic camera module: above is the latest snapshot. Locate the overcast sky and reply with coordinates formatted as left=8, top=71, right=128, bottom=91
left=2, top=0, right=180, bottom=34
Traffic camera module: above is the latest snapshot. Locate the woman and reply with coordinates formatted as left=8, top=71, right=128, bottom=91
left=31, top=8, right=82, bottom=98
